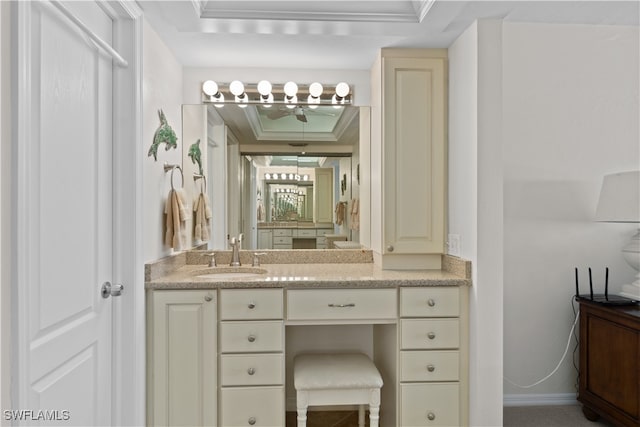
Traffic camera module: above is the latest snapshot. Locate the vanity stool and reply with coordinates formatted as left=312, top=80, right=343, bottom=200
left=294, top=353, right=383, bottom=427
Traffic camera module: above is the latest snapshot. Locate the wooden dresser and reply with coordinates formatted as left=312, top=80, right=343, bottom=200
left=578, top=299, right=640, bottom=426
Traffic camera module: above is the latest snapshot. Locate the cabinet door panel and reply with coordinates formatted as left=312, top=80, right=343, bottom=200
left=383, top=56, right=445, bottom=254
left=150, top=290, right=217, bottom=426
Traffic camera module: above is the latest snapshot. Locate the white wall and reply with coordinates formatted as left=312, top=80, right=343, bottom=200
left=0, top=1, right=11, bottom=421
left=502, top=22, right=639, bottom=400
left=449, top=19, right=505, bottom=426
left=143, top=20, right=184, bottom=262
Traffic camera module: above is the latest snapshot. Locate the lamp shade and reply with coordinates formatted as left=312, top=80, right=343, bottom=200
left=595, top=171, right=640, bottom=223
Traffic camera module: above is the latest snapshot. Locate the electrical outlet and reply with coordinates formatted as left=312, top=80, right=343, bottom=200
left=448, top=234, right=461, bottom=257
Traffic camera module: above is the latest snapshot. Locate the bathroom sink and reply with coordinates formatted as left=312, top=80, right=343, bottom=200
left=193, top=267, right=268, bottom=280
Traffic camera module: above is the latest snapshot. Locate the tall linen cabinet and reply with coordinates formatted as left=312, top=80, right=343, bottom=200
left=369, top=49, right=447, bottom=270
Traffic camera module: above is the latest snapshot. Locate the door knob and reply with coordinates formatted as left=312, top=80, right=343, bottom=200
left=101, top=282, right=124, bottom=299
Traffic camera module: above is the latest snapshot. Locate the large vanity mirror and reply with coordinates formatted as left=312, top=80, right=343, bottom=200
left=182, top=103, right=366, bottom=251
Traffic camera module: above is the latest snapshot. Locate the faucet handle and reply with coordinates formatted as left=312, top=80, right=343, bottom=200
left=208, top=253, right=216, bottom=267
left=252, top=252, right=267, bottom=267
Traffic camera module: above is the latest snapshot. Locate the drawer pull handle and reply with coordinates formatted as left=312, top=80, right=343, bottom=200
left=427, top=364, right=435, bottom=372
left=204, top=295, right=213, bottom=302
left=387, top=245, right=394, bottom=252
left=427, top=412, right=436, bottom=421
left=247, top=367, right=256, bottom=375
left=427, top=332, right=436, bottom=340
left=248, top=417, right=256, bottom=425
left=328, top=303, right=356, bottom=308
left=427, top=299, right=436, bottom=307
left=248, top=302, right=256, bottom=309
left=247, top=335, right=256, bottom=343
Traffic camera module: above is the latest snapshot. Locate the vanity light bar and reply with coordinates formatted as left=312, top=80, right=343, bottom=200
left=202, top=80, right=352, bottom=107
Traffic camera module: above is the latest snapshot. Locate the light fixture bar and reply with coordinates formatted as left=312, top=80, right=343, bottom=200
left=201, top=81, right=353, bottom=106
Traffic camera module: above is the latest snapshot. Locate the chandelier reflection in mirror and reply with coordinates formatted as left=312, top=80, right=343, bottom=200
left=202, top=80, right=352, bottom=108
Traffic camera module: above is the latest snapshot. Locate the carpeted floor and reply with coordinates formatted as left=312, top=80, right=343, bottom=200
left=504, top=405, right=616, bottom=426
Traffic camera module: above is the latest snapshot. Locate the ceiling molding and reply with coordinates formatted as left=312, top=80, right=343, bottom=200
left=199, top=2, right=421, bottom=23
left=413, top=0, right=437, bottom=23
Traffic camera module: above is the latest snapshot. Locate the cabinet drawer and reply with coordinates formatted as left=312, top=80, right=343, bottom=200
left=273, top=229, right=292, bottom=237
left=401, top=319, right=459, bottom=349
left=316, top=229, right=331, bottom=237
left=400, top=351, right=459, bottom=382
left=316, top=237, right=327, bottom=244
left=273, top=236, right=292, bottom=244
left=400, top=287, right=459, bottom=317
left=220, top=321, right=283, bottom=353
left=287, top=289, right=397, bottom=321
left=296, top=229, right=316, bottom=238
left=220, top=289, right=283, bottom=320
left=221, top=354, right=284, bottom=386
left=401, top=383, right=459, bottom=426
left=220, top=386, right=284, bottom=427
left=273, top=244, right=292, bottom=250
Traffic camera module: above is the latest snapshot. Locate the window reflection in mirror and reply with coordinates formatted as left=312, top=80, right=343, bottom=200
left=183, top=103, right=363, bottom=251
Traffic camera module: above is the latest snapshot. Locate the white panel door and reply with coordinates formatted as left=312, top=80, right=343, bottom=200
left=17, top=2, right=115, bottom=424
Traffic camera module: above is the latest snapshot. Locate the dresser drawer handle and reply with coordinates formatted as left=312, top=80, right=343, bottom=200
left=427, top=332, right=436, bottom=340
left=247, top=335, right=256, bottom=343
left=248, top=302, right=256, bottom=309
left=204, top=295, right=213, bottom=302
left=328, top=303, right=356, bottom=308
left=427, top=299, right=436, bottom=307
left=427, top=412, right=436, bottom=421
left=247, top=367, right=256, bottom=375
left=427, top=364, right=435, bottom=372
left=248, top=417, right=256, bottom=425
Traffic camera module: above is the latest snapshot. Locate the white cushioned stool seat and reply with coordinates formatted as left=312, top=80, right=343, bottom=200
left=293, top=353, right=383, bottom=427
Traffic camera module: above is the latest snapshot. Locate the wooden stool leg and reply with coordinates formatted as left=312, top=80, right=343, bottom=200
left=358, top=405, right=365, bottom=427
left=369, top=388, right=381, bottom=427
left=296, top=390, right=309, bottom=427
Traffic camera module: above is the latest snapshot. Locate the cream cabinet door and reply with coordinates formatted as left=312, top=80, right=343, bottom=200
left=314, top=167, right=334, bottom=223
left=148, top=290, right=217, bottom=426
left=381, top=53, right=446, bottom=255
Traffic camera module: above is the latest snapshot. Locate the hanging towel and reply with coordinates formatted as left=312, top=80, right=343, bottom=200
left=193, top=192, right=211, bottom=242
left=257, top=202, right=265, bottom=222
left=335, top=201, right=346, bottom=225
left=350, top=198, right=360, bottom=231
left=164, top=189, right=187, bottom=250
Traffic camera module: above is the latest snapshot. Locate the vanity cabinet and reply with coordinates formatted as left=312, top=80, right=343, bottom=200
left=257, top=229, right=273, bottom=249
left=399, top=287, right=467, bottom=426
left=370, top=49, right=447, bottom=269
left=147, top=284, right=468, bottom=427
left=147, top=290, right=217, bottom=427
left=219, top=289, right=285, bottom=427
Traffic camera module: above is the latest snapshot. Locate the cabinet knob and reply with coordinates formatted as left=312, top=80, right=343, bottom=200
left=248, top=417, right=256, bottom=425
left=248, top=302, right=256, bottom=309
left=387, top=245, right=394, bottom=252
left=204, top=295, right=213, bottom=302
left=247, top=367, right=256, bottom=375
left=427, top=412, right=436, bottom=421
left=427, top=364, right=435, bottom=372
left=427, top=332, right=436, bottom=340
left=247, top=335, right=256, bottom=343
left=427, top=298, right=436, bottom=307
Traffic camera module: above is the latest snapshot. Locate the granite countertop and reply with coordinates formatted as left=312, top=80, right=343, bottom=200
left=146, top=258, right=471, bottom=290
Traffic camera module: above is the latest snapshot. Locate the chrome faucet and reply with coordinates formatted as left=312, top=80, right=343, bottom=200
left=229, top=234, right=243, bottom=266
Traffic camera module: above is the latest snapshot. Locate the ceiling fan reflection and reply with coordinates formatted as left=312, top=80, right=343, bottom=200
left=266, top=106, right=336, bottom=123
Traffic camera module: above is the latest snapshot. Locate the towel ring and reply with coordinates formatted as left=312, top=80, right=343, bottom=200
left=164, top=163, right=183, bottom=190
left=194, top=174, right=207, bottom=193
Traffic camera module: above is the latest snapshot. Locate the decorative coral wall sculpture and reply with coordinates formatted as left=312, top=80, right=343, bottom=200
left=188, top=139, right=203, bottom=176
left=148, top=109, right=178, bottom=161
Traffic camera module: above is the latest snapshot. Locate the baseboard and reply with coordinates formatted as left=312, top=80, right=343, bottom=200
left=503, top=393, right=578, bottom=407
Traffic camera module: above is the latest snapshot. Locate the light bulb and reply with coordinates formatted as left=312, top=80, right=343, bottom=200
left=309, top=82, right=323, bottom=98
left=202, top=80, right=218, bottom=96
left=265, top=173, right=271, bottom=179
left=229, top=80, right=245, bottom=96
left=335, top=82, right=350, bottom=98
left=257, top=80, right=272, bottom=96
left=289, top=173, right=294, bottom=180
left=284, top=81, right=298, bottom=97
